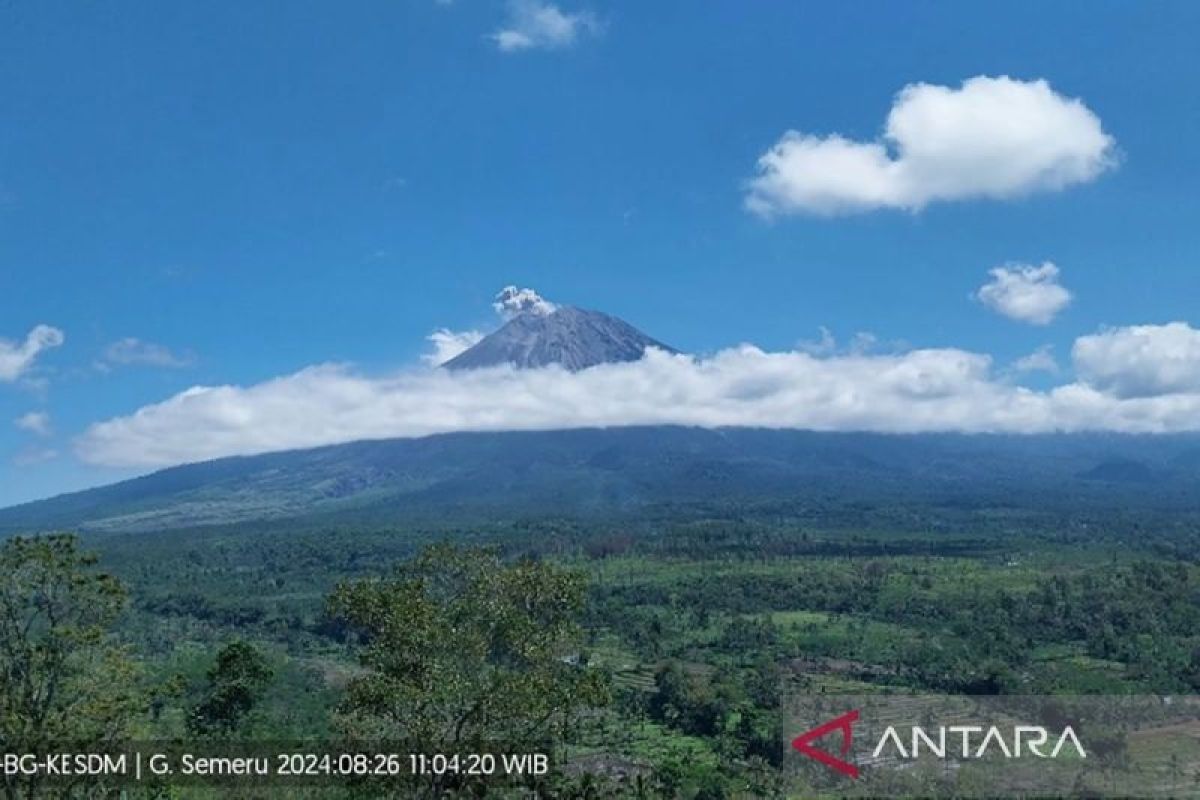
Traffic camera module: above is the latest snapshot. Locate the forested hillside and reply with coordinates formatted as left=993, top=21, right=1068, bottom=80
left=6, top=428, right=1200, bottom=534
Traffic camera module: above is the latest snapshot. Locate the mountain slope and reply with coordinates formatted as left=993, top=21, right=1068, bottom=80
left=3, top=427, right=1200, bottom=534
left=443, top=306, right=676, bottom=371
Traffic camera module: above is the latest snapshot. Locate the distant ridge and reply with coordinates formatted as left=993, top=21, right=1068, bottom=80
left=3, top=428, right=1200, bottom=534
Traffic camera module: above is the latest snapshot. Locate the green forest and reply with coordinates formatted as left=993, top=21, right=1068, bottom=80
left=3, top=496, right=1199, bottom=798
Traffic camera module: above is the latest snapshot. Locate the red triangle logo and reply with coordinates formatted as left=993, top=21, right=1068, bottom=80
left=791, top=709, right=860, bottom=778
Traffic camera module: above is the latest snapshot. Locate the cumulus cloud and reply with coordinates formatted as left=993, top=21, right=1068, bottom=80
left=0, top=325, right=65, bottom=382
left=1073, top=322, right=1200, bottom=399
left=1012, top=345, right=1059, bottom=375
left=976, top=262, right=1072, bottom=325
left=423, top=329, right=485, bottom=366
left=98, top=337, right=193, bottom=370
left=14, top=411, right=51, bottom=436
left=490, top=0, right=600, bottom=52
left=493, top=285, right=558, bottom=319
left=73, top=323, right=1200, bottom=468
left=745, top=76, right=1116, bottom=216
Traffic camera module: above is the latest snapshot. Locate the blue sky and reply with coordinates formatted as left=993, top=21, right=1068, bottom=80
left=2, top=1, right=1200, bottom=506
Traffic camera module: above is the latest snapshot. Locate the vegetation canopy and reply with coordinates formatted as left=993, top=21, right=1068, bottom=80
left=0, top=534, right=141, bottom=798
left=328, top=545, right=608, bottom=790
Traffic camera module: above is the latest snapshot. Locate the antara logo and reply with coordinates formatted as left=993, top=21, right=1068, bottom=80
left=873, top=724, right=1086, bottom=760
left=791, top=709, right=861, bottom=778
left=793, top=710, right=1087, bottom=779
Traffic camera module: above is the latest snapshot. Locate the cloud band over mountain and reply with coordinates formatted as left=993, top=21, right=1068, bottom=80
left=76, top=322, right=1200, bottom=468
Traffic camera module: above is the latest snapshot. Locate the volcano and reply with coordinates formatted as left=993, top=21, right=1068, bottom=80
left=442, top=305, right=676, bottom=371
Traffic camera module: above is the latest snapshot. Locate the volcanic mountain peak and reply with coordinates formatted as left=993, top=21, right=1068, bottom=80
left=443, top=305, right=676, bottom=371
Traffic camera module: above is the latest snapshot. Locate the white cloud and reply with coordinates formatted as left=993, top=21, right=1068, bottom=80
left=14, top=411, right=51, bottom=436
left=493, top=285, right=558, bottom=319
left=98, top=337, right=192, bottom=370
left=74, top=323, right=1200, bottom=468
left=797, top=327, right=837, bottom=356
left=796, top=328, right=905, bottom=357
left=13, top=447, right=58, bottom=466
left=423, top=328, right=485, bottom=366
left=1073, top=322, right=1200, bottom=399
left=490, top=0, right=600, bottom=52
left=1012, top=345, right=1059, bottom=375
left=0, top=325, right=65, bottom=382
left=745, top=76, right=1116, bottom=216
left=976, top=262, right=1072, bottom=325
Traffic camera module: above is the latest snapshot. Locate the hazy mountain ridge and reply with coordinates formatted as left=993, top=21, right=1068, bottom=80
left=4, top=427, right=1200, bottom=534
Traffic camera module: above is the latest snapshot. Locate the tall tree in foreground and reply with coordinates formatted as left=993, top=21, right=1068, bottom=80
left=329, top=544, right=608, bottom=797
left=0, top=534, right=141, bottom=799
left=187, top=640, right=274, bottom=737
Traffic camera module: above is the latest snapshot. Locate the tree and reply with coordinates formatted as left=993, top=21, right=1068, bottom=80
left=1188, top=646, right=1200, bottom=691
left=0, top=534, right=141, bottom=799
left=187, top=640, right=274, bottom=737
left=328, top=544, right=608, bottom=796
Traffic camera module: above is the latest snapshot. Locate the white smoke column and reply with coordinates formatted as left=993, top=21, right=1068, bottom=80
left=493, top=286, right=558, bottom=319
